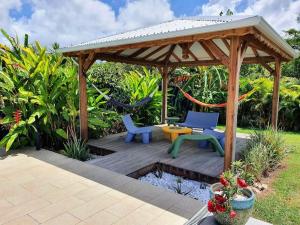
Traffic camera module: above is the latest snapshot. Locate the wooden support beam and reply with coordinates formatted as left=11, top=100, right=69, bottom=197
left=160, top=67, right=169, bottom=123
left=224, top=36, right=242, bottom=171
left=95, top=53, right=163, bottom=67
left=261, top=62, right=274, bottom=73
left=83, top=52, right=95, bottom=72
left=78, top=56, right=88, bottom=141
left=272, top=58, right=281, bottom=129
left=201, top=40, right=229, bottom=66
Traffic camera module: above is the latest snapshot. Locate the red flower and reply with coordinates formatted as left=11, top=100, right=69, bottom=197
left=207, top=200, right=216, bottom=212
left=230, top=210, right=237, bottom=218
left=216, top=204, right=226, bottom=212
left=215, top=195, right=226, bottom=204
left=237, top=178, right=248, bottom=188
left=220, top=176, right=229, bottom=186
left=13, top=109, right=22, bottom=124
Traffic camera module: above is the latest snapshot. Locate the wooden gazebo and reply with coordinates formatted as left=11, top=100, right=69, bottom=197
left=60, top=16, right=296, bottom=170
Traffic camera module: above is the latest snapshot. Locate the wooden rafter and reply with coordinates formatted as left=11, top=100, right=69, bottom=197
left=142, top=45, right=168, bottom=60
left=198, top=41, right=216, bottom=60
left=151, top=49, right=170, bottom=62
left=171, top=52, right=181, bottom=62
left=113, top=50, right=124, bottom=55
left=251, top=46, right=259, bottom=57
left=244, top=35, right=283, bottom=60
left=222, top=39, right=230, bottom=51
left=96, top=53, right=162, bottom=67
left=201, top=40, right=229, bottom=66
left=128, top=47, right=149, bottom=58
left=164, top=45, right=176, bottom=64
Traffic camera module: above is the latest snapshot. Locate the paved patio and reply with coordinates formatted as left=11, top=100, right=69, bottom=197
left=0, top=148, right=206, bottom=225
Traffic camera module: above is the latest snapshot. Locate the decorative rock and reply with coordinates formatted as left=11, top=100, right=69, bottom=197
left=139, top=172, right=210, bottom=203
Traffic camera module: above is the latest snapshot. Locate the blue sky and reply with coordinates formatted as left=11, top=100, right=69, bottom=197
left=2, top=0, right=299, bottom=46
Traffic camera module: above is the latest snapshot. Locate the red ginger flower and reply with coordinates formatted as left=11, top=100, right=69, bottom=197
left=220, top=176, right=229, bottom=186
left=215, top=195, right=226, bottom=204
left=216, top=204, right=226, bottom=212
left=207, top=200, right=216, bottom=212
left=230, top=210, right=237, bottom=218
left=237, top=178, right=248, bottom=188
left=13, top=109, right=22, bottom=124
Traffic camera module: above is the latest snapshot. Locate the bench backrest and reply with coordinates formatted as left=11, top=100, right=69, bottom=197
left=185, top=111, right=219, bottom=129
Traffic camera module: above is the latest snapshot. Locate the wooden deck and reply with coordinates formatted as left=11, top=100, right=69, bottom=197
left=88, top=131, right=249, bottom=179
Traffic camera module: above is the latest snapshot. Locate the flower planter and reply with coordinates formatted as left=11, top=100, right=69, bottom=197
left=209, top=182, right=255, bottom=225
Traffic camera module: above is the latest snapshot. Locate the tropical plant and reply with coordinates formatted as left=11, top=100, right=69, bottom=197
left=0, top=30, right=117, bottom=150
left=62, top=126, right=90, bottom=161
left=241, top=127, right=287, bottom=179
left=121, top=67, right=162, bottom=125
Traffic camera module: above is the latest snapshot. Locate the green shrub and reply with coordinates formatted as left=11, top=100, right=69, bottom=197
left=62, top=128, right=90, bottom=161
left=241, top=127, right=287, bottom=179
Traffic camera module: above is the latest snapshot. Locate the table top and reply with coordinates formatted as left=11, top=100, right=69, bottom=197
left=162, top=126, right=192, bottom=134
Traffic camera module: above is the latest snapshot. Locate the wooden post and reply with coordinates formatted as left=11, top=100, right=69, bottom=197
left=161, top=67, right=169, bottom=124
left=271, top=58, right=281, bottom=129
left=78, top=56, right=88, bottom=141
left=224, top=37, right=242, bottom=171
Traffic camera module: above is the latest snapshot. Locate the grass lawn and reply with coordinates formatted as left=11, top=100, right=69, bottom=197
left=218, top=126, right=300, bottom=225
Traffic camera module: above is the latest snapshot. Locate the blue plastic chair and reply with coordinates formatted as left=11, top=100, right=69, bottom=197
left=177, top=111, right=219, bottom=130
left=198, top=129, right=225, bottom=149
left=122, top=114, right=153, bottom=144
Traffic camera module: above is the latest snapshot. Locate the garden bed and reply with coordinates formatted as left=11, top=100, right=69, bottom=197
left=128, top=162, right=217, bottom=203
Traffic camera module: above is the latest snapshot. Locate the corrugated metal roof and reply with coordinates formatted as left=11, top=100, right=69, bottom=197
left=77, top=16, right=249, bottom=47
left=59, top=16, right=296, bottom=59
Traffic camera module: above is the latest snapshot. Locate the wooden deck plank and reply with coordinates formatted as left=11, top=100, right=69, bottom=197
left=88, top=133, right=249, bottom=178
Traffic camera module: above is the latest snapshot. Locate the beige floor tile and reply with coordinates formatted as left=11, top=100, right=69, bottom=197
left=113, top=206, right=162, bottom=225
left=29, top=197, right=84, bottom=223
left=23, top=183, right=60, bottom=197
left=82, top=211, right=120, bottom=225
left=0, top=199, right=50, bottom=225
left=42, top=182, right=88, bottom=203
left=0, top=200, right=13, bottom=211
left=106, top=197, right=145, bottom=218
left=106, top=190, right=129, bottom=200
left=41, top=213, right=80, bottom=225
left=3, top=215, right=38, bottom=225
left=68, top=194, right=119, bottom=220
left=148, top=211, right=187, bottom=225
left=74, top=185, right=111, bottom=202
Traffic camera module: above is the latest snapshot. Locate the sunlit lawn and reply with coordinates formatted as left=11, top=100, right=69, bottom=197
left=218, top=126, right=300, bottom=225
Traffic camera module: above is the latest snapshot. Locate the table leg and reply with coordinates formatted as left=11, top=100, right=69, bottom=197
left=170, top=133, right=178, bottom=142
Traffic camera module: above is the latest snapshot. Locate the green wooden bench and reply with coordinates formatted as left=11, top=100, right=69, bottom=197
left=168, top=134, right=224, bottom=158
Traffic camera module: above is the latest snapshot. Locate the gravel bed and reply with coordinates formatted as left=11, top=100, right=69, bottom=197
left=139, top=172, right=210, bottom=203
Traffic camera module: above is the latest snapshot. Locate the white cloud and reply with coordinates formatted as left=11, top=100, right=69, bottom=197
left=118, top=0, right=174, bottom=30
left=242, top=0, right=300, bottom=34
left=0, top=0, right=174, bottom=47
left=200, top=0, right=300, bottom=34
left=201, top=0, right=242, bottom=16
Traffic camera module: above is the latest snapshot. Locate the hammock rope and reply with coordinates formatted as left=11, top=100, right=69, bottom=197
left=90, top=83, right=155, bottom=109
left=177, top=86, right=255, bottom=108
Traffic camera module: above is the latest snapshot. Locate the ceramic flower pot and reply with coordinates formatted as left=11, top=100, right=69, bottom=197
left=209, top=182, right=255, bottom=225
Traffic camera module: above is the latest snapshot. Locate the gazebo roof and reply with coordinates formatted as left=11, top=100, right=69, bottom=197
left=60, top=16, right=296, bottom=67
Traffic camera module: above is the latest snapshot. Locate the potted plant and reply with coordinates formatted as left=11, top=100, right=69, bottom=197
left=208, top=170, right=255, bottom=225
